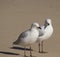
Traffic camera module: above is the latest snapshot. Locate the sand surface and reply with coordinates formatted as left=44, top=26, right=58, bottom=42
left=0, top=0, right=60, bottom=57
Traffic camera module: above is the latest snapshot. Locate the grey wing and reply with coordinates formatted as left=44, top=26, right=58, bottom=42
left=19, top=31, right=28, bottom=38
left=39, top=29, right=44, bottom=37
left=13, top=31, right=27, bottom=45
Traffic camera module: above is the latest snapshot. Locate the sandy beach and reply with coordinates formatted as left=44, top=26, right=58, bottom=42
left=0, top=0, right=60, bottom=57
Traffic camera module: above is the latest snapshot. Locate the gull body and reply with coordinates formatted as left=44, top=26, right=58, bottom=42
left=13, top=22, right=40, bottom=57
left=39, top=19, right=53, bottom=41
left=38, top=19, right=53, bottom=53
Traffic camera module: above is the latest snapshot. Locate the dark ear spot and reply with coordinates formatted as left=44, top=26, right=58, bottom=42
left=48, top=23, right=49, bottom=25
left=40, top=27, right=41, bottom=29
left=38, top=27, right=41, bottom=29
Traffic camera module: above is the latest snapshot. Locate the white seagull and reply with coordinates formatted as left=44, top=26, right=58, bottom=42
left=37, top=19, right=53, bottom=53
left=13, top=22, right=40, bottom=57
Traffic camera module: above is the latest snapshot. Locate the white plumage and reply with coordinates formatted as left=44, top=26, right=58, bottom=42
left=13, top=22, right=40, bottom=57
left=39, top=19, right=53, bottom=41
left=37, top=19, right=53, bottom=53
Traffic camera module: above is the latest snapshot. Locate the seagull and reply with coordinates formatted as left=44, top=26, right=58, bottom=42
left=37, top=19, right=53, bottom=53
left=13, top=22, right=40, bottom=57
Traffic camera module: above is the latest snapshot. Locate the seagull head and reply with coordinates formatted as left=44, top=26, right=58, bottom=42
left=31, top=22, right=41, bottom=29
left=44, top=19, right=52, bottom=28
left=46, top=19, right=52, bottom=24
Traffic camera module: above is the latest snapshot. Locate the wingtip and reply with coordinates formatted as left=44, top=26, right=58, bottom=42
left=13, top=41, right=16, bottom=45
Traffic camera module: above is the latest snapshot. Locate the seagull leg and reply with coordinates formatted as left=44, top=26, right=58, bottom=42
left=41, top=41, right=43, bottom=53
left=30, top=46, right=32, bottom=57
left=24, top=47, right=27, bottom=57
left=40, top=41, right=48, bottom=53
left=38, top=42, right=40, bottom=53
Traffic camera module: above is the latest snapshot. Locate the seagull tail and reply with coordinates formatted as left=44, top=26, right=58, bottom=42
left=13, top=41, right=16, bottom=45
left=13, top=37, right=21, bottom=45
left=13, top=41, right=18, bottom=45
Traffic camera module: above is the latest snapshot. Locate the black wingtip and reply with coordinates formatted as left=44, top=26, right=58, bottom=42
left=13, top=41, right=16, bottom=45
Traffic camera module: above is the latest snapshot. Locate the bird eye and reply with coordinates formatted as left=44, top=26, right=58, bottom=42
left=48, top=23, right=49, bottom=25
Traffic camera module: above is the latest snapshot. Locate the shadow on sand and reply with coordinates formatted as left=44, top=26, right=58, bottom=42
left=0, top=51, right=19, bottom=55
left=10, top=46, right=33, bottom=51
left=39, top=51, right=48, bottom=54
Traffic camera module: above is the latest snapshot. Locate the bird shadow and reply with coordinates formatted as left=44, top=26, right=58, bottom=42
left=10, top=46, right=33, bottom=51
left=0, top=51, right=19, bottom=55
left=39, top=51, right=48, bottom=54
